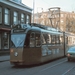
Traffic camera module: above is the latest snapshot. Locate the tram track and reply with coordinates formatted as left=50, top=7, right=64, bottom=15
left=41, top=60, right=67, bottom=72
left=62, top=66, right=75, bottom=75
left=0, top=57, right=75, bottom=75
left=33, top=59, right=75, bottom=75
left=6, top=58, right=67, bottom=75
left=31, top=59, right=67, bottom=75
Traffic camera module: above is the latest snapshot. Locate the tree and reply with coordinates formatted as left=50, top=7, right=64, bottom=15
left=66, top=14, right=75, bottom=33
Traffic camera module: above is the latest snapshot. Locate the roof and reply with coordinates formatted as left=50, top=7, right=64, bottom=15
left=0, top=0, right=32, bottom=13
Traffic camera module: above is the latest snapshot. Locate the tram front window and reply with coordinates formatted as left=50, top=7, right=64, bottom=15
left=11, top=34, right=26, bottom=47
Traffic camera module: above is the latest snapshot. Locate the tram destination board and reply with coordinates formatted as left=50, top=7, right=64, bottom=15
left=13, top=29, right=25, bottom=33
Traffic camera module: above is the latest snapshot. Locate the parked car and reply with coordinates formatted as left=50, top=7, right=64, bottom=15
left=67, top=46, right=75, bottom=61
left=67, top=47, right=75, bottom=61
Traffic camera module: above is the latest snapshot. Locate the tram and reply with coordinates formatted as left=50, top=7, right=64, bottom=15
left=10, top=23, right=75, bottom=65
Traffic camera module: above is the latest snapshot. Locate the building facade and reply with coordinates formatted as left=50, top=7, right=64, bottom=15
left=60, top=11, right=75, bottom=32
left=33, top=10, right=75, bottom=32
left=0, top=0, right=32, bottom=55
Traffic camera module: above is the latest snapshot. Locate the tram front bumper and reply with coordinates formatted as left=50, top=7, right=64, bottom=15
left=10, top=60, right=24, bottom=65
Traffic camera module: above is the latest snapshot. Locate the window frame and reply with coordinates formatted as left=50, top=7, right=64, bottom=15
left=2, top=32, right=9, bottom=49
left=41, top=33, right=47, bottom=45
left=30, top=32, right=35, bottom=47
left=55, top=35, right=60, bottom=44
left=13, top=11, right=18, bottom=25
left=0, top=7, right=2, bottom=24
left=35, top=32, right=41, bottom=47
left=4, top=8, right=10, bottom=25
left=21, top=13, right=25, bottom=24
left=26, top=15, right=30, bottom=24
left=51, top=35, right=56, bottom=45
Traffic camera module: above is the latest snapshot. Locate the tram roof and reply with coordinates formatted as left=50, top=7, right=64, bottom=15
left=65, top=31, right=75, bottom=36
left=31, top=26, right=63, bottom=35
left=30, top=23, right=62, bottom=34
left=11, top=24, right=63, bottom=35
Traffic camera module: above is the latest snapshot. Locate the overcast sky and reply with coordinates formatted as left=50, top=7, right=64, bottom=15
left=22, top=0, right=75, bottom=13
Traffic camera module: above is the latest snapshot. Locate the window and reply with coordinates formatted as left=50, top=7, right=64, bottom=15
left=51, top=35, right=56, bottom=44
left=42, top=34, right=46, bottom=44
left=65, top=36, right=68, bottom=44
left=56, top=35, right=60, bottom=44
left=68, top=37, right=72, bottom=45
left=35, top=33, right=41, bottom=47
left=0, top=7, right=2, bottom=24
left=30, top=32, right=35, bottom=47
left=21, top=13, right=25, bottom=24
left=60, top=36, right=63, bottom=44
left=61, top=20, right=64, bottom=23
left=61, top=14, right=63, bottom=17
left=2, top=32, right=9, bottom=49
left=26, top=15, right=30, bottom=24
left=13, top=11, right=18, bottom=25
left=4, top=8, right=10, bottom=25
left=11, top=34, right=25, bottom=47
left=42, top=33, right=51, bottom=45
left=46, top=34, right=51, bottom=44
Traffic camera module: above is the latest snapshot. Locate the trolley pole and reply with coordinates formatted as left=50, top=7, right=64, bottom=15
left=48, top=7, right=60, bottom=30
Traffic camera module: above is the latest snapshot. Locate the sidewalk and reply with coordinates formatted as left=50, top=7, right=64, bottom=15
left=0, top=55, right=10, bottom=62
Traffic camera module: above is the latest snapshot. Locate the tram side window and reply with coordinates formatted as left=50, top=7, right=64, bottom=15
left=65, top=36, right=68, bottom=44
left=68, top=37, right=72, bottom=45
left=56, top=35, right=60, bottom=44
left=60, top=36, right=63, bottom=44
left=46, top=34, right=51, bottom=44
left=35, top=33, right=41, bottom=47
left=42, top=33, right=51, bottom=44
left=42, top=34, right=46, bottom=44
left=51, top=35, right=56, bottom=45
left=73, top=38, right=75, bottom=44
left=30, top=32, right=35, bottom=47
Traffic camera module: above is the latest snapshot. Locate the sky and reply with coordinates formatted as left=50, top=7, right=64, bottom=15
left=22, top=0, right=75, bottom=13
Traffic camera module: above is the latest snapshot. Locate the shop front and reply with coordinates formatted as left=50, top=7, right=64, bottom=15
left=0, top=28, right=11, bottom=55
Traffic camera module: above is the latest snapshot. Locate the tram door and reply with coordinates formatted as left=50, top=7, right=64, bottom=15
left=25, top=32, right=41, bottom=47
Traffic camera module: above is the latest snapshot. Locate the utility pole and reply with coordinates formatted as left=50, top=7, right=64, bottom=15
left=33, top=0, right=35, bottom=23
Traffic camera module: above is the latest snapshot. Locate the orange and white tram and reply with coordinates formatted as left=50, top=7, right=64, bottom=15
left=10, top=24, right=75, bottom=65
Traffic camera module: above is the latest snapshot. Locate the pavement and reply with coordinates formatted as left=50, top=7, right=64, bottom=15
left=0, top=55, right=10, bottom=62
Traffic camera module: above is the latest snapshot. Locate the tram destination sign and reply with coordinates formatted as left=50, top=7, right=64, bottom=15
left=13, top=29, right=25, bottom=33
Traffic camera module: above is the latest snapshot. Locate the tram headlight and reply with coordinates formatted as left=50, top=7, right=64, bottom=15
left=14, top=52, right=18, bottom=56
